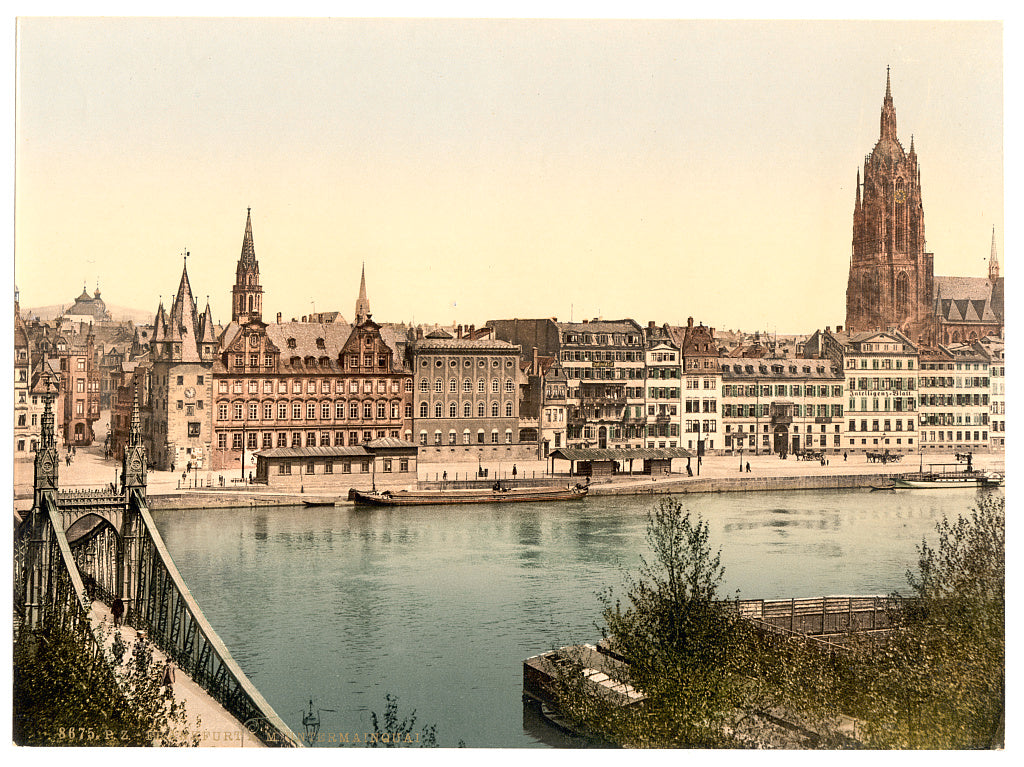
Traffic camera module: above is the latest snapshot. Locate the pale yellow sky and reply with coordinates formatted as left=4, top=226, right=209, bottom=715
left=14, top=18, right=1003, bottom=334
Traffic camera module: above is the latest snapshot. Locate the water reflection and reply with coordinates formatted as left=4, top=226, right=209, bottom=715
left=150, top=487, right=995, bottom=748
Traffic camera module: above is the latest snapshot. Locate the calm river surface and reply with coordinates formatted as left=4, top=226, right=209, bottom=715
left=151, top=487, right=994, bottom=748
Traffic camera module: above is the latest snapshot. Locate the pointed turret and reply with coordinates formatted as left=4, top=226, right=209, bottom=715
left=879, top=66, right=897, bottom=142
left=232, top=208, right=264, bottom=324
left=855, top=167, right=862, bottom=213
left=989, top=226, right=1000, bottom=281
left=122, top=381, right=147, bottom=496
left=33, top=366, right=59, bottom=508
left=200, top=298, right=217, bottom=343
left=354, top=263, right=371, bottom=325
left=167, top=255, right=201, bottom=361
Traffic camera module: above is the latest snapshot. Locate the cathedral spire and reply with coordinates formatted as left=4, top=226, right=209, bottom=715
left=354, top=263, right=371, bottom=325
left=989, top=226, right=1000, bottom=281
left=855, top=167, right=862, bottom=212
left=880, top=66, right=897, bottom=142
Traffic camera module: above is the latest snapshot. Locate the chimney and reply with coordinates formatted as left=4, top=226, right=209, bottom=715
left=416, top=326, right=423, bottom=340
left=276, top=312, right=282, bottom=324
left=648, top=320, right=655, bottom=329
left=302, top=315, right=307, bottom=323
left=687, top=317, right=694, bottom=328
left=532, top=346, right=538, bottom=375
left=582, top=318, right=588, bottom=324
left=837, top=325, right=843, bottom=333
left=825, top=326, right=831, bottom=333
left=468, top=324, right=475, bottom=337
left=457, top=324, right=463, bottom=339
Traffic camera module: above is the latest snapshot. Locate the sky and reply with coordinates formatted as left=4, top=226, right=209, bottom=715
left=13, top=17, right=1005, bottom=335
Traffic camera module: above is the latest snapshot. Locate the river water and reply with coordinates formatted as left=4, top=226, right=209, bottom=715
left=150, top=487, right=994, bottom=748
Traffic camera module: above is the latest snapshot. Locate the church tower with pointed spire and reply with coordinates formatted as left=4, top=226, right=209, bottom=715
left=845, top=69, right=934, bottom=342
left=232, top=208, right=264, bottom=324
left=354, top=264, right=371, bottom=325
left=988, top=226, right=1000, bottom=281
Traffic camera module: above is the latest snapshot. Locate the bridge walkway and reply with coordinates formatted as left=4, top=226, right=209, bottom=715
left=89, top=600, right=264, bottom=748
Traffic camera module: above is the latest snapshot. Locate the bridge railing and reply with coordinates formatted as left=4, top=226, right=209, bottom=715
left=130, top=496, right=301, bottom=747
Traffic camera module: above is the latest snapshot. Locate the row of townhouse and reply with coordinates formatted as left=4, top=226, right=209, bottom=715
left=496, top=319, right=1007, bottom=460
left=16, top=301, right=102, bottom=450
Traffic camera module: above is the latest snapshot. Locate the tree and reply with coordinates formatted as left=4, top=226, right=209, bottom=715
left=13, top=617, right=200, bottom=746
left=556, top=498, right=750, bottom=747
left=853, top=494, right=1005, bottom=748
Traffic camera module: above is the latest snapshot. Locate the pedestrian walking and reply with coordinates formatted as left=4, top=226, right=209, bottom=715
left=111, top=597, right=125, bottom=627
left=512, top=464, right=517, bottom=478
left=746, top=462, right=751, bottom=473
left=442, top=470, right=447, bottom=482
left=844, top=451, right=848, bottom=461
left=161, top=660, right=176, bottom=687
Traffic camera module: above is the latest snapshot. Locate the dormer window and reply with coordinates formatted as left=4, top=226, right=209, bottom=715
left=316, top=338, right=326, bottom=349
left=287, top=338, right=297, bottom=349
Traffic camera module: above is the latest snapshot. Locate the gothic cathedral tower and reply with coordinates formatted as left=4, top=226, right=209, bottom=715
left=232, top=208, right=263, bottom=324
left=845, top=69, right=934, bottom=342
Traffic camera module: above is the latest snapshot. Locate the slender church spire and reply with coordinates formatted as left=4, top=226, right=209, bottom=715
left=989, top=226, right=1000, bottom=281
left=354, top=263, right=371, bottom=325
left=232, top=207, right=263, bottom=324
left=880, top=66, right=898, bottom=142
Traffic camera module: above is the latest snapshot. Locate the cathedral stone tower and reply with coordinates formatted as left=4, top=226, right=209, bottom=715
left=232, top=208, right=263, bottom=324
left=845, top=69, right=934, bottom=342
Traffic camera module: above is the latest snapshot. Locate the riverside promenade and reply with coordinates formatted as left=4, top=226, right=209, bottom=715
left=14, top=440, right=1004, bottom=514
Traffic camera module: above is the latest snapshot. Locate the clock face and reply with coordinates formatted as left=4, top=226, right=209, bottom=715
left=895, top=188, right=907, bottom=204
left=184, top=387, right=196, bottom=399
left=249, top=334, right=260, bottom=347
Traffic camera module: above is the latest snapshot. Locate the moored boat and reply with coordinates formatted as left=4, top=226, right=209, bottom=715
left=894, top=464, right=1004, bottom=489
left=348, top=484, right=589, bottom=506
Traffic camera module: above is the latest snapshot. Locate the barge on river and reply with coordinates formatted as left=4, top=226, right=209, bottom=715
left=348, top=484, right=589, bottom=506
left=894, top=464, right=1004, bottom=489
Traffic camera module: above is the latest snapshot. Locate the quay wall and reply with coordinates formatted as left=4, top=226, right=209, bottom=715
left=588, top=473, right=901, bottom=496
left=145, top=472, right=904, bottom=509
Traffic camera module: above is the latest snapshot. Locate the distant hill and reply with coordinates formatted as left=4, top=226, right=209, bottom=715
left=22, top=303, right=154, bottom=325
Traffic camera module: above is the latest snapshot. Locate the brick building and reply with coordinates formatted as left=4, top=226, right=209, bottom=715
left=210, top=213, right=414, bottom=473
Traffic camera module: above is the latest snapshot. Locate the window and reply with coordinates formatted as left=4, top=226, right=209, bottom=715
left=363, top=402, right=373, bottom=419
left=491, top=402, right=499, bottom=417
left=218, top=403, right=228, bottom=421
left=232, top=433, right=243, bottom=449
left=350, top=402, right=359, bottom=419
left=218, top=433, right=228, bottom=449
left=449, top=402, right=458, bottom=418
left=308, top=403, right=317, bottom=419
left=505, top=379, right=514, bottom=392
left=278, top=433, right=287, bottom=447
left=505, top=402, right=513, bottom=417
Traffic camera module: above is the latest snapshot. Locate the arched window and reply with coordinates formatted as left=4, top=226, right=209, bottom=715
left=434, top=403, right=443, bottom=419
left=477, top=402, right=485, bottom=417
left=463, top=403, right=471, bottom=417
left=449, top=402, right=457, bottom=418
left=505, top=402, right=514, bottom=417
left=896, top=272, right=910, bottom=319
left=491, top=402, right=499, bottom=417
left=420, top=402, right=428, bottom=418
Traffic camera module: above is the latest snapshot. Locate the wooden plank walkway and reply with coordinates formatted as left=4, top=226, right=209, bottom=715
left=89, top=601, right=265, bottom=747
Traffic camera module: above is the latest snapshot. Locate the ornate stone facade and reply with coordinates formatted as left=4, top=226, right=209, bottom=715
left=846, top=69, right=934, bottom=342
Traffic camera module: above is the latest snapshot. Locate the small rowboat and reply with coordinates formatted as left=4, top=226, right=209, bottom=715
left=349, top=484, right=589, bottom=506
left=302, top=499, right=337, bottom=507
